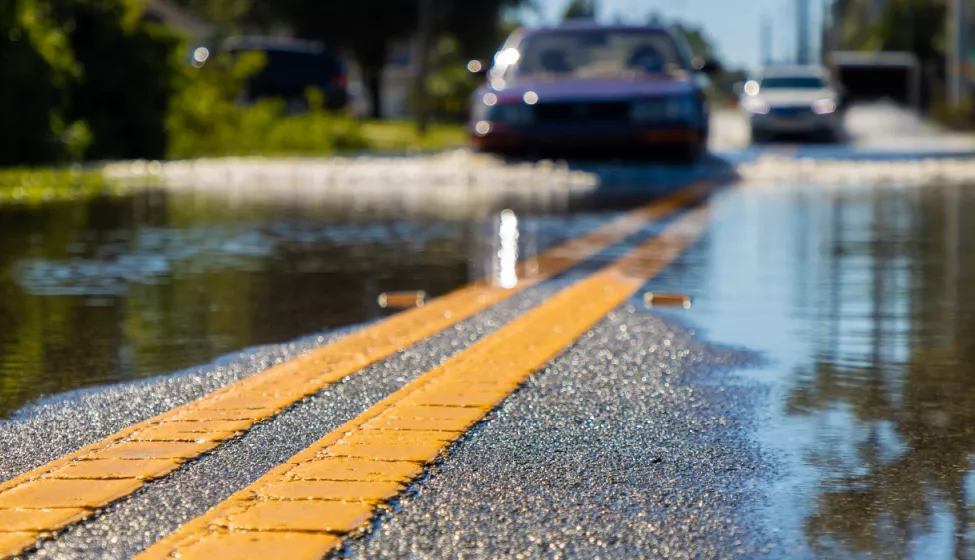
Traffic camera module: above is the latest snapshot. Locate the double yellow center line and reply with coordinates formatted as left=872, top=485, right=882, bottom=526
left=0, top=183, right=712, bottom=558
left=137, top=203, right=713, bottom=560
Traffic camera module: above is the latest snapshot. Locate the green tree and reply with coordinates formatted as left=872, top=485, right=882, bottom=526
left=0, top=0, right=184, bottom=164
left=646, top=15, right=742, bottom=101
left=60, top=1, right=184, bottom=160
left=563, top=0, right=596, bottom=20
left=831, top=0, right=946, bottom=110
left=834, top=0, right=945, bottom=63
left=424, top=35, right=478, bottom=120
left=170, top=0, right=251, bottom=38
left=246, top=0, right=417, bottom=119
left=0, top=0, right=82, bottom=165
left=670, top=22, right=716, bottom=61
left=249, top=0, right=529, bottom=118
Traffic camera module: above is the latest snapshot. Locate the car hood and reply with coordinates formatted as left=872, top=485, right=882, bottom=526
left=486, top=76, right=697, bottom=102
left=759, top=88, right=836, bottom=106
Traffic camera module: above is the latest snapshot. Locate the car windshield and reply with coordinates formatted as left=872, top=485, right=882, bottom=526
left=509, top=29, right=686, bottom=79
left=231, top=49, right=340, bottom=86
left=760, top=76, right=826, bottom=89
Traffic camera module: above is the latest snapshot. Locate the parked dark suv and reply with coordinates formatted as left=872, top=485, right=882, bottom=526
left=224, top=38, right=349, bottom=111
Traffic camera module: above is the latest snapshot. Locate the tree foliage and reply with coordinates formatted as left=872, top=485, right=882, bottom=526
left=0, top=0, right=526, bottom=164
left=171, top=0, right=252, bottom=34
left=835, top=0, right=945, bottom=64
left=244, top=0, right=528, bottom=118
left=562, top=0, right=596, bottom=20
left=166, top=51, right=370, bottom=158
left=671, top=23, right=716, bottom=61
left=0, top=0, right=183, bottom=165
left=833, top=0, right=947, bottom=111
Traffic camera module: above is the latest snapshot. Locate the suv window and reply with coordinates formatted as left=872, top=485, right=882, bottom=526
left=760, top=76, right=826, bottom=89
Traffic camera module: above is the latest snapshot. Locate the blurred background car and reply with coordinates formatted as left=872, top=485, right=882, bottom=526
left=740, top=65, right=844, bottom=143
left=224, top=37, right=350, bottom=112
left=468, top=22, right=722, bottom=162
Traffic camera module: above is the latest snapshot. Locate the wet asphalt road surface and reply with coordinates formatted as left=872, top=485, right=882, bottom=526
left=3, top=106, right=975, bottom=558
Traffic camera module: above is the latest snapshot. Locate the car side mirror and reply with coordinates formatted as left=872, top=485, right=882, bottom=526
left=467, top=60, right=489, bottom=78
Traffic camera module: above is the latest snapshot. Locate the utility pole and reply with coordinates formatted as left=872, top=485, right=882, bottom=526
left=797, top=0, right=810, bottom=64
left=820, top=0, right=831, bottom=64
left=414, top=0, right=434, bottom=135
left=761, top=16, right=773, bottom=66
left=948, top=0, right=963, bottom=109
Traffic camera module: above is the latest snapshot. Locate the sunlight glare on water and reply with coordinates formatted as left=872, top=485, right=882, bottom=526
left=498, top=209, right=520, bottom=289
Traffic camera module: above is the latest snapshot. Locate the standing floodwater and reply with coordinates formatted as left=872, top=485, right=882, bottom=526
left=646, top=179, right=975, bottom=558
left=0, top=191, right=467, bottom=416
left=0, top=187, right=608, bottom=418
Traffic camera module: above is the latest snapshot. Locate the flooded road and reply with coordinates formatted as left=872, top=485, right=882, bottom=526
left=0, top=189, right=600, bottom=417
left=4, top=142, right=975, bottom=557
left=649, top=180, right=975, bottom=558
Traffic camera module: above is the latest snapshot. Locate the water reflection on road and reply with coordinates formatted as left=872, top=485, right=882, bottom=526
left=650, top=181, right=975, bottom=558
left=0, top=189, right=601, bottom=418
left=4, top=169, right=975, bottom=556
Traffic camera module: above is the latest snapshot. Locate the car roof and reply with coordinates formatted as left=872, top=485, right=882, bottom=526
left=223, top=36, right=330, bottom=56
left=523, top=22, right=673, bottom=35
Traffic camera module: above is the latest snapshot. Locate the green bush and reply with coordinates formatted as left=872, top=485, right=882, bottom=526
left=0, top=166, right=121, bottom=205
left=930, top=93, right=975, bottom=131
left=424, top=35, right=480, bottom=121
left=2, top=1, right=459, bottom=166
left=165, top=52, right=369, bottom=158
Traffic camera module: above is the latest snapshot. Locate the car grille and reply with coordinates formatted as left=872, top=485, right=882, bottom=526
left=769, top=106, right=814, bottom=117
left=534, top=102, right=631, bottom=124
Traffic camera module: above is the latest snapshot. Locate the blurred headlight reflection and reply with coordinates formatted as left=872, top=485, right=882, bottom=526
left=498, top=209, right=519, bottom=289
left=191, top=46, right=209, bottom=68
left=741, top=97, right=771, bottom=115
left=812, top=98, right=837, bottom=115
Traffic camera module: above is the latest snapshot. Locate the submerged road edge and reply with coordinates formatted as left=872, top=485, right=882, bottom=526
left=136, top=202, right=714, bottom=559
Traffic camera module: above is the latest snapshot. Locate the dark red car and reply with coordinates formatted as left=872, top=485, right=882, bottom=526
left=469, top=23, right=720, bottom=161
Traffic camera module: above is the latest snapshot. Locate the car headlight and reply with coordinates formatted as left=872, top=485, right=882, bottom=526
left=812, top=98, right=836, bottom=115
left=741, top=97, right=770, bottom=115
left=631, top=95, right=699, bottom=122
left=486, top=103, right=534, bottom=126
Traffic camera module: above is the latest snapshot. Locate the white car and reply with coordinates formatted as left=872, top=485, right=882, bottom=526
left=740, top=66, right=844, bottom=143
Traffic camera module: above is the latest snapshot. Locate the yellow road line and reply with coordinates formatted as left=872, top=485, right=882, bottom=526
left=0, top=183, right=714, bottom=558
left=137, top=203, right=713, bottom=560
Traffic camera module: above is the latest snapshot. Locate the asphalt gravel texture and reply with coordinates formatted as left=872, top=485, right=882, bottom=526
left=339, top=304, right=772, bottom=560
left=0, top=215, right=669, bottom=557
left=18, top=276, right=566, bottom=560
left=1, top=208, right=778, bottom=559
left=0, top=328, right=352, bottom=483
left=0, top=213, right=604, bottom=482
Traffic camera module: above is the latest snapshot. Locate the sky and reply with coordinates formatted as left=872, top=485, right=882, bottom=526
left=523, top=0, right=828, bottom=71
